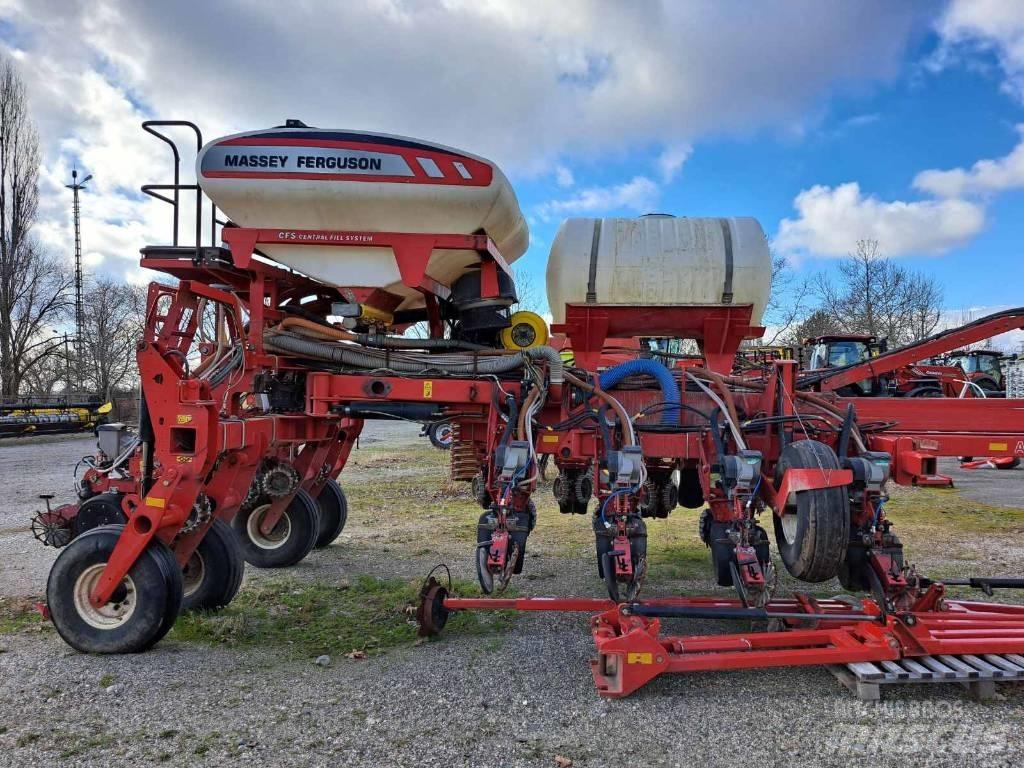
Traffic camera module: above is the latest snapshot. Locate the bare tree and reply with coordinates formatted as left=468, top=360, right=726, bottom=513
left=760, top=251, right=813, bottom=344
left=784, top=309, right=842, bottom=345
left=906, top=274, right=943, bottom=342
left=78, top=278, right=147, bottom=400
left=0, top=56, right=73, bottom=398
left=512, top=266, right=544, bottom=315
left=21, top=339, right=70, bottom=396
left=813, top=239, right=943, bottom=346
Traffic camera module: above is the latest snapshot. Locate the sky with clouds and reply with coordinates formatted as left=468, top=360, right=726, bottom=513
left=2, top=0, right=1024, bottom=330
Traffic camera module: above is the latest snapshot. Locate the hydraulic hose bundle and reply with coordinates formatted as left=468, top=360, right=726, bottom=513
left=598, top=359, right=680, bottom=426
left=264, top=321, right=563, bottom=384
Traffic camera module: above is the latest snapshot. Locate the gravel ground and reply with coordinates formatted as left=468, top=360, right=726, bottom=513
left=0, top=423, right=423, bottom=598
left=0, top=431, right=1022, bottom=767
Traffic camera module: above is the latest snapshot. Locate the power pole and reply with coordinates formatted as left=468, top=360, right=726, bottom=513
left=66, top=169, right=91, bottom=393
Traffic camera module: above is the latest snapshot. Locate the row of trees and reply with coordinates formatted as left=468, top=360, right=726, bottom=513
left=19, top=278, right=147, bottom=399
left=765, top=239, right=944, bottom=348
left=0, top=56, right=146, bottom=402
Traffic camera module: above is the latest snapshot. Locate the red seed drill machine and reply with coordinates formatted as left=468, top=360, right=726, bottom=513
left=32, top=120, right=1024, bottom=697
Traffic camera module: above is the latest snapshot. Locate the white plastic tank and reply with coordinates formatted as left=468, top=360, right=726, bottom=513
left=196, top=125, right=528, bottom=311
left=546, top=215, right=771, bottom=324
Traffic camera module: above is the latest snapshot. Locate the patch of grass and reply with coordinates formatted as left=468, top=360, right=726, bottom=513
left=344, top=445, right=721, bottom=591
left=58, top=733, right=116, bottom=759
left=646, top=541, right=709, bottom=581
left=886, top=485, right=1024, bottom=533
left=169, top=575, right=514, bottom=657
left=0, top=596, right=46, bottom=634
left=98, top=674, right=115, bottom=689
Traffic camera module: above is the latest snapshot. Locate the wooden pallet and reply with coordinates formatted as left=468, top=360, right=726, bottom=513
left=829, top=653, right=1024, bottom=701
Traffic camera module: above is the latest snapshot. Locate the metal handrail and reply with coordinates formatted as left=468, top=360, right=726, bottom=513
left=141, top=120, right=219, bottom=253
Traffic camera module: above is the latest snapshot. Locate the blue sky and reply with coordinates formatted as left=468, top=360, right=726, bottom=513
left=2, top=1, right=1024, bottom=331
left=513, top=32, right=1024, bottom=317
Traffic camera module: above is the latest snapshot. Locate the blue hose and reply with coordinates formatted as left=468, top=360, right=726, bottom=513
left=599, top=359, right=680, bottom=425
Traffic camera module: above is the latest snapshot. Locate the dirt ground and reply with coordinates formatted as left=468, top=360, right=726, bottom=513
left=0, top=428, right=1023, bottom=767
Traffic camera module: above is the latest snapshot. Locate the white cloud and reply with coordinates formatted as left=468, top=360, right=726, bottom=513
left=776, top=182, right=985, bottom=257
left=0, top=0, right=928, bottom=281
left=537, top=176, right=659, bottom=220
left=785, top=121, right=1024, bottom=259
left=914, top=124, right=1024, bottom=198
left=656, top=145, right=691, bottom=183
left=554, top=165, right=575, bottom=188
left=3, top=0, right=926, bottom=168
left=933, top=0, right=1024, bottom=101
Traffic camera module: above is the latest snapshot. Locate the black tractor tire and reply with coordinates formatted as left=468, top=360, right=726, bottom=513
left=772, top=440, right=849, bottom=583
left=639, top=478, right=662, bottom=519
left=975, top=377, right=1001, bottom=395
left=553, top=472, right=573, bottom=514
left=181, top=519, right=244, bottom=611
left=509, top=501, right=536, bottom=574
left=471, top=473, right=492, bottom=510
left=573, top=472, right=593, bottom=514
left=998, top=458, right=1021, bottom=470
left=313, top=479, right=348, bottom=548
left=658, top=481, right=677, bottom=517
left=146, top=533, right=185, bottom=648
left=677, top=466, right=705, bottom=509
left=232, top=490, right=320, bottom=569
left=72, top=493, right=127, bottom=538
left=707, top=520, right=736, bottom=587
left=47, top=525, right=182, bottom=654
left=904, top=386, right=943, bottom=398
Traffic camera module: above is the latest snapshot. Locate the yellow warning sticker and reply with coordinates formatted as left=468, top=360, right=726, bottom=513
left=176, top=414, right=193, bottom=424
left=144, top=496, right=166, bottom=508
left=627, top=652, right=654, bottom=665
left=423, top=381, right=433, bottom=398
left=542, top=435, right=560, bottom=443
left=989, top=442, right=1008, bottom=451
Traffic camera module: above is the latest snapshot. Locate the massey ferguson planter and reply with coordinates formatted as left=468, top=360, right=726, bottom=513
left=33, top=120, right=1024, bottom=698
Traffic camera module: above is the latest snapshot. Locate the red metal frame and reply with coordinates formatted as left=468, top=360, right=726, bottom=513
left=434, top=589, right=1024, bottom=697
left=36, top=213, right=1024, bottom=704
left=221, top=227, right=512, bottom=307
left=809, top=308, right=1024, bottom=392
left=552, top=303, right=764, bottom=374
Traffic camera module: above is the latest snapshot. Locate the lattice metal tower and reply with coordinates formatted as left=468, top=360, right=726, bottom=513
left=66, top=168, right=91, bottom=389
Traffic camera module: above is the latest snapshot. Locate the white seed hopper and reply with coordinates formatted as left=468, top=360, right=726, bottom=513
left=547, top=215, right=772, bottom=325
left=197, top=126, right=528, bottom=310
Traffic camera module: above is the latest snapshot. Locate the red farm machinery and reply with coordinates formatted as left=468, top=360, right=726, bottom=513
left=31, top=120, right=1024, bottom=697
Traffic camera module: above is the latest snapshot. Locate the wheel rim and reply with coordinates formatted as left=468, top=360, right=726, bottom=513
left=246, top=504, right=291, bottom=550
left=182, top=552, right=206, bottom=598
left=73, top=563, right=137, bottom=629
left=436, top=425, right=454, bottom=446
